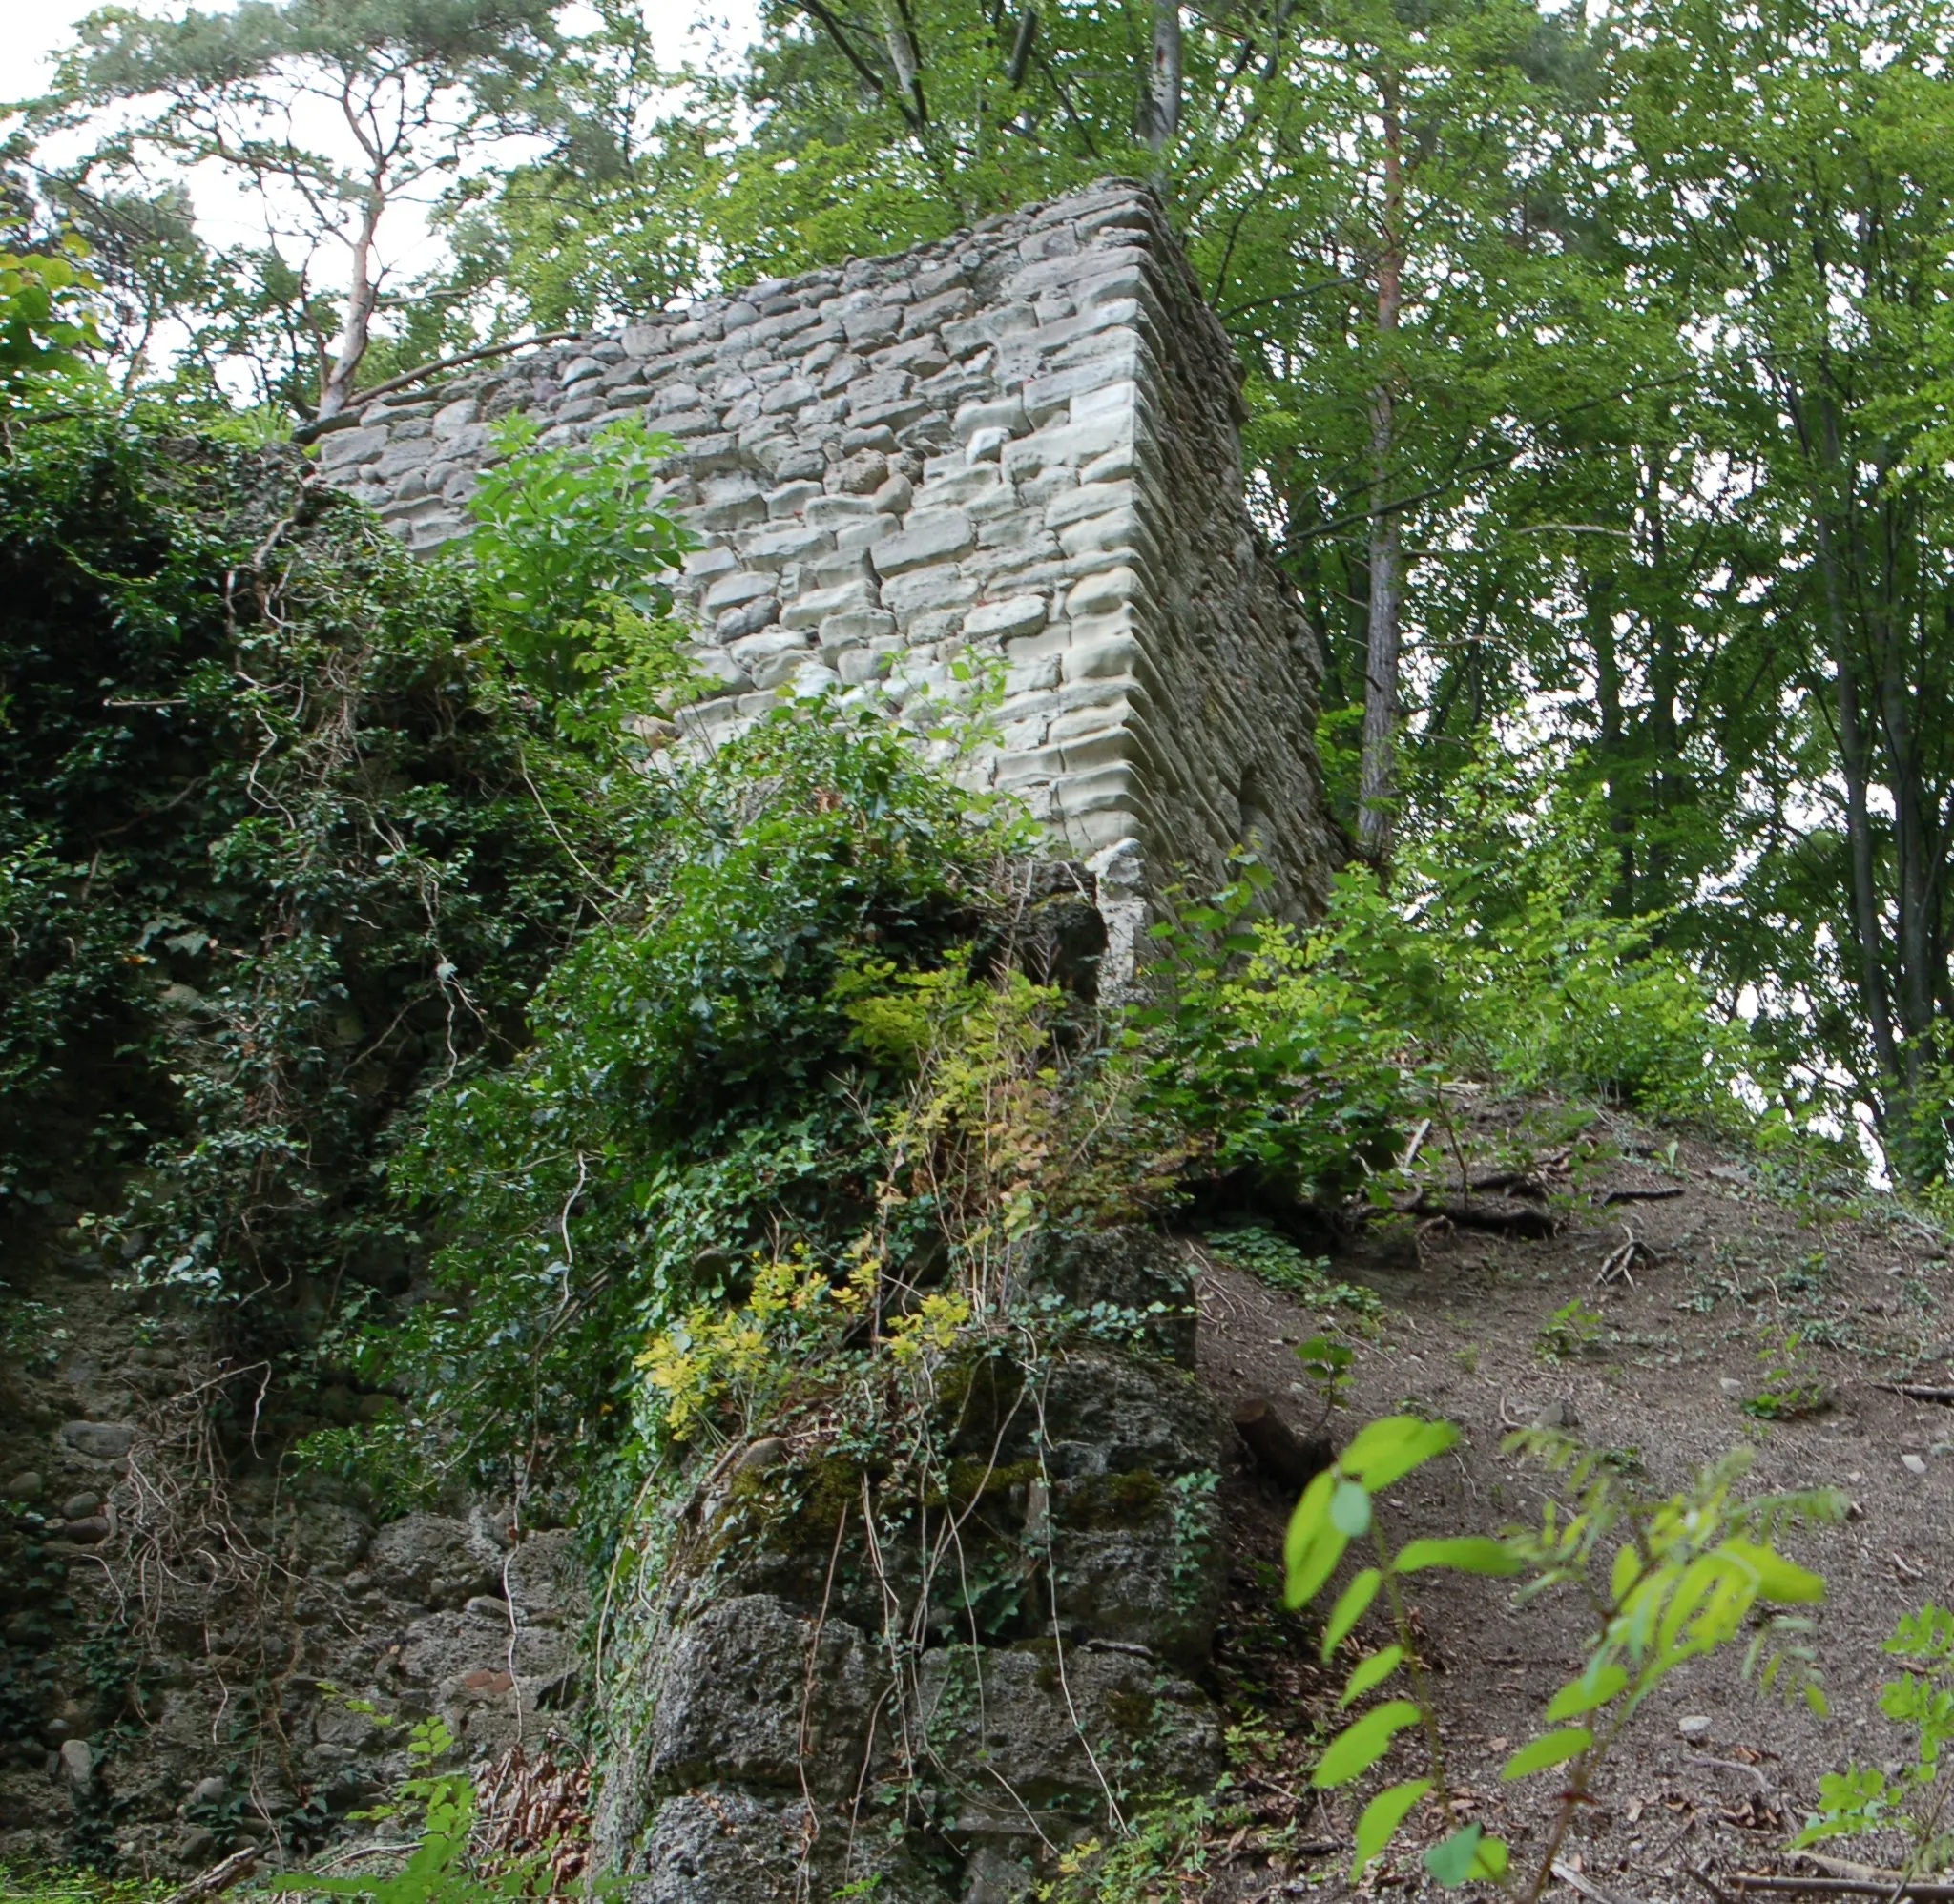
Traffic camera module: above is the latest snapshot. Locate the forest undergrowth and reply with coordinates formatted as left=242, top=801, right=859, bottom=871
left=0, top=370, right=1932, bottom=1904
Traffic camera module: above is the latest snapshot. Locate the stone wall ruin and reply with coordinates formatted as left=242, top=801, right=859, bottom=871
left=315, top=179, right=1338, bottom=921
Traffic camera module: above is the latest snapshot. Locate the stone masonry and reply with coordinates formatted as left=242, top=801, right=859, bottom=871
left=314, top=178, right=1337, bottom=918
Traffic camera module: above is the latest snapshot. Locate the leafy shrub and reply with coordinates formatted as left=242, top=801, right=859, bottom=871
left=1287, top=1424, right=1836, bottom=1888
left=1797, top=1604, right=1954, bottom=1873
left=388, top=698, right=1037, bottom=1488
left=1394, top=755, right=1761, bottom=1122
left=0, top=240, right=103, bottom=391
left=459, top=415, right=695, bottom=693
left=0, top=410, right=618, bottom=1329
left=1133, top=867, right=1429, bottom=1206
left=1202, top=1223, right=1381, bottom=1320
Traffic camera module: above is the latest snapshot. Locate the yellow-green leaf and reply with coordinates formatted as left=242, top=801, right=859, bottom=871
left=1501, top=1726, right=1593, bottom=1779
left=1284, top=1471, right=1344, bottom=1609
left=1353, top=1777, right=1433, bottom=1876
left=1312, top=1698, right=1423, bottom=1789
left=1547, top=1663, right=1628, bottom=1720
left=1718, top=1538, right=1826, bottom=1604
left=1610, top=1542, right=1643, bottom=1604
left=1341, top=1643, right=1405, bottom=1707
left=1321, top=1568, right=1382, bottom=1659
left=1395, top=1536, right=1521, bottom=1576
left=1341, top=1415, right=1460, bottom=1491
left=1424, top=1823, right=1507, bottom=1886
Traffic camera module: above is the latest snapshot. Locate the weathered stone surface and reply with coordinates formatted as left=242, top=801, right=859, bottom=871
left=642, top=1595, right=883, bottom=1801
left=912, top=1643, right=1223, bottom=1814
left=363, top=1511, right=501, bottom=1610
left=625, top=1787, right=943, bottom=1904
left=59, top=1420, right=135, bottom=1460
left=314, top=179, right=1334, bottom=925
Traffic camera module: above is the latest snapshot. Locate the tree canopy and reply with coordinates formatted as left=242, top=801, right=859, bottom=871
left=13, top=0, right=1954, bottom=1186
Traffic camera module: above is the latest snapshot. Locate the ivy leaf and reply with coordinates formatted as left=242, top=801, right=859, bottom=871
left=1312, top=1697, right=1422, bottom=1788
left=1353, top=1776, right=1432, bottom=1876
left=1502, top=1726, right=1593, bottom=1779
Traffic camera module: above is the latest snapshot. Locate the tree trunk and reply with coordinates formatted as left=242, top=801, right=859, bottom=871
left=315, top=189, right=385, bottom=424
left=1587, top=567, right=1635, bottom=915
left=1355, top=75, right=1405, bottom=872
left=1137, top=0, right=1181, bottom=152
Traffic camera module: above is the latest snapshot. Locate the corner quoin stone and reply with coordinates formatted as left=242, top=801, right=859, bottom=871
left=315, top=179, right=1337, bottom=925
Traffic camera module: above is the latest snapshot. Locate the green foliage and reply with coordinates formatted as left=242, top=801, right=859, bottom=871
left=1535, top=1299, right=1604, bottom=1364
left=1285, top=1418, right=1836, bottom=1887
left=1742, top=1331, right=1832, bottom=1422
left=0, top=242, right=103, bottom=391
left=1390, top=759, right=1764, bottom=1124
left=457, top=414, right=696, bottom=693
left=1202, top=1223, right=1382, bottom=1321
left=0, top=399, right=624, bottom=1429
left=388, top=696, right=1035, bottom=1487
left=31, top=0, right=570, bottom=416
left=1795, top=1604, right=1954, bottom=1874
left=1133, top=868, right=1428, bottom=1207
left=274, top=1713, right=554, bottom=1904
left=1034, top=1794, right=1227, bottom=1904
left=0, top=1871, right=169, bottom=1904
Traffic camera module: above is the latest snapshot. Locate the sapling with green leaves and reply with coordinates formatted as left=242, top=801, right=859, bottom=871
left=273, top=1710, right=554, bottom=1904
left=1286, top=1418, right=1838, bottom=1894
left=1794, top=1604, right=1954, bottom=1875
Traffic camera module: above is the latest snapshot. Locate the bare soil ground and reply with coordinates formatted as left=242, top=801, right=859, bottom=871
left=1190, top=1091, right=1952, bottom=1904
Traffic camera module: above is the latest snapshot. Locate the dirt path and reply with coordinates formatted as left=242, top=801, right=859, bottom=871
left=1191, top=1097, right=1952, bottom=1902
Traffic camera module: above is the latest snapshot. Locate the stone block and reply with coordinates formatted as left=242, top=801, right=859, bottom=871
left=871, top=510, right=976, bottom=575
left=702, top=569, right=776, bottom=613
left=782, top=578, right=878, bottom=631
left=728, top=629, right=809, bottom=669
left=963, top=595, right=1048, bottom=641
left=914, top=466, right=1008, bottom=513
left=882, top=566, right=977, bottom=624
left=737, top=522, right=834, bottom=569
left=953, top=394, right=1029, bottom=442
left=1045, top=479, right=1136, bottom=528
left=317, top=424, right=389, bottom=468
left=376, top=438, right=435, bottom=480
left=1064, top=566, right=1140, bottom=618
left=804, top=493, right=882, bottom=528
left=819, top=609, right=897, bottom=652
left=1057, top=508, right=1145, bottom=562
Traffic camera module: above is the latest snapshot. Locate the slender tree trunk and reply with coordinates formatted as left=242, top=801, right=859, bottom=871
left=316, top=188, right=385, bottom=423
left=1137, top=0, right=1181, bottom=153
left=1811, top=473, right=1908, bottom=1158
left=881, top=0, right=929, bottom=128
left=1587, top=568, right=1635, bottom=915
left=1644, top=474, right=1681, bottom=906
left=1356, top=75, right=1405, bottom=872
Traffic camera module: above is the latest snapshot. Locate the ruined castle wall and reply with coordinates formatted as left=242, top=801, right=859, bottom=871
left=315, top=181, right=1337, bottom=915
